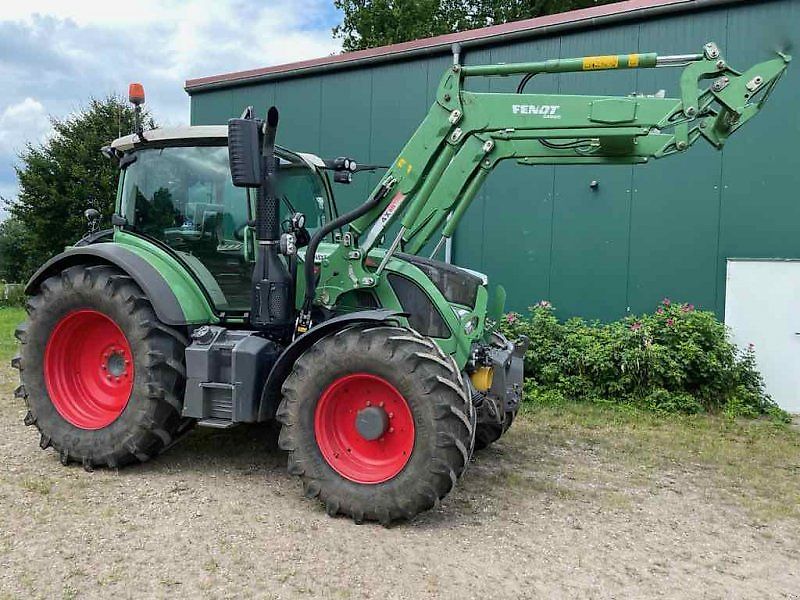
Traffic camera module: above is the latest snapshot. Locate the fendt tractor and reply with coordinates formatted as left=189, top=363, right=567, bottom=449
left=13, top=43, right=787, bottom=523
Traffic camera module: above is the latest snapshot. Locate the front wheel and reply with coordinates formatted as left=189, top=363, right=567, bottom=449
left=277, top=325, right=475, bottom=524
left=474, top=409, right=516, bottom=451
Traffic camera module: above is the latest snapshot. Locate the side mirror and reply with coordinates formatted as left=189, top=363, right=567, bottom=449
left=84, top=208, right=101, bottom=234
left=228, top=117, right=262, bottom=188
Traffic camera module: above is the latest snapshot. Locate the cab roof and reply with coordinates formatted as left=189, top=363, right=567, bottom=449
left=110, top=126, right=325, bottom=168
left=110, top=126, right=226, bottom=151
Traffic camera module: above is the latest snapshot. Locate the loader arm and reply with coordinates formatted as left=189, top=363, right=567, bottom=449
left=310, top=42, right=789, bottom=309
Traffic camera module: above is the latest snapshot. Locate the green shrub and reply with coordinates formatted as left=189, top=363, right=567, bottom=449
left=500, top=299, right=786, bottom=419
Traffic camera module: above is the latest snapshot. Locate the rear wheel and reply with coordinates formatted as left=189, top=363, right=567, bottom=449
left=44, top=309, right=135, bottom=429
left=277, top=324, right=475, bottom=524
left=13, top=265, right=191, bottom=469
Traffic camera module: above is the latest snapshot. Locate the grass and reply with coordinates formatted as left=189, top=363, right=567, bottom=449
left=20, top=476, right=53, bottom=496
left=515, top=399, right=800, bottom=521
left=0, top=307, right=25, bottom=363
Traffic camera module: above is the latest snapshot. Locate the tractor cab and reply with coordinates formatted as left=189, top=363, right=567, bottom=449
left=108, top=125, right=490, bottom=357
left=109, top=127, right=335, bottom=313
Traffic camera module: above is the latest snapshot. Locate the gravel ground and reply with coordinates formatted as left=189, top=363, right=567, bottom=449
left=1, top=361, right=798, bottom=600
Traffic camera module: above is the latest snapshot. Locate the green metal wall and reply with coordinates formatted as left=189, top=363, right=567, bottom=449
left=189, top=0, right=800, bottom=321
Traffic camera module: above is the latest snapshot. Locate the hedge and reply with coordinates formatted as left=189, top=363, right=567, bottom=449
left=499, top=299, right=788, bottom=420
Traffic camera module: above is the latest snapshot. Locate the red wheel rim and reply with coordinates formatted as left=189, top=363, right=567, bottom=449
left=314, top=373, right=415, bottom=484
left=44, top=310, right=134, bottom=430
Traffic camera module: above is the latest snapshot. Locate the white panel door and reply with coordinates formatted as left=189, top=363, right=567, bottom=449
left=725, top=260, right=800, bottom=413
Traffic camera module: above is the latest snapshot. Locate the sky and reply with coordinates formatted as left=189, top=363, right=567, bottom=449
left=0, top=0, right=343, bottom=216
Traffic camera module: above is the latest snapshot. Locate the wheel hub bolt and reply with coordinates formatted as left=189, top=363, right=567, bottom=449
left=355, top=406, right=389, bottom=441
left=106, top=352, right=126, bottom=377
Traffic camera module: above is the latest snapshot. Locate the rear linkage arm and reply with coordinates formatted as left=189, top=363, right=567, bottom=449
left=311, top=42, right=789, bottom=309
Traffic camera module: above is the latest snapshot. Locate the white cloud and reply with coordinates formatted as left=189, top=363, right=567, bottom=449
left=1, top=1, right=341, bottom=123
left=165, top=4, right=341, bottom=81
left=2, top=0, right=335, bottom=30
left=0, top=97, right=52, bottom=205
left=0, top=0, right=342, bottom=210
left=0, top=97, right=52, bottom=157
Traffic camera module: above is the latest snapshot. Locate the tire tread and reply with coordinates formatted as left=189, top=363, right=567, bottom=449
left=277, top=324, right=476, bottom=524
left=13, top=264, right=193, bottom=469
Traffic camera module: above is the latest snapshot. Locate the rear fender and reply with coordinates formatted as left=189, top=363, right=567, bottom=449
left=25, top=243, right=217, bottom=326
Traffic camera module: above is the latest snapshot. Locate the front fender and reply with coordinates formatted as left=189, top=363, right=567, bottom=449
left=258, top=309, right=403, bottom=420
left=26, top=243, right=217, bottom=326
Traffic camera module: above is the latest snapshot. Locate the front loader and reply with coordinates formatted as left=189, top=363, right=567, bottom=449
left=13, top=43, right=788, bottom=523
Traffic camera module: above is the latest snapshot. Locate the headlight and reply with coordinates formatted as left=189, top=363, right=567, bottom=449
left=453, top=307, right=478, bottom=335
left=464, top=316, right=478, bottom=335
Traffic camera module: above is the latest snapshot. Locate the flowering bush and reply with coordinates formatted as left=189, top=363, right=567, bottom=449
left=501, top=299, right=787, bottom=420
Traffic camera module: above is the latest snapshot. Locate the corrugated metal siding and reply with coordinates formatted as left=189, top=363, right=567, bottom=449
left=189, top=0, right=800, bottom=320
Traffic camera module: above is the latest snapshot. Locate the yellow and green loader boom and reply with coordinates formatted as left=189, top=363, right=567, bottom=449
left=309, top=42, right=789, bottom=314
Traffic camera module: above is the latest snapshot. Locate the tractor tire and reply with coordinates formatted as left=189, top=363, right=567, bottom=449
left=277, top=324, right=475, bottom=524
left=13, top=264, right=192, bottom=469
left=473, top=410, right=516, bottom=451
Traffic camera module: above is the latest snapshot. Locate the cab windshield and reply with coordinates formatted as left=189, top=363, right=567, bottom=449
left=119, top=143, right=330, bottom=311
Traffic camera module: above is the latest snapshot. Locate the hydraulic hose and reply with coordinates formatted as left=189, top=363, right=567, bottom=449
left=301, top=179, right=394, bottom=312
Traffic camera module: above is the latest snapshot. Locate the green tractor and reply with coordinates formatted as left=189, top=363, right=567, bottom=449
left=13, top=44, right=788, bottom=523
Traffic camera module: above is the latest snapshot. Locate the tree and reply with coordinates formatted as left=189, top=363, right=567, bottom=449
left=8, top=97, right=153, bottom=269
left=0, top=218, right=36, bottom=282
left=334, top=0, right=624, bottom=51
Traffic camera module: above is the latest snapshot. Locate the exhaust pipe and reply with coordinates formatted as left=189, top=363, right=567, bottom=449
left=227, top=106, right=293, bottom=337
left=251, top=107, right=293, bottom=334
